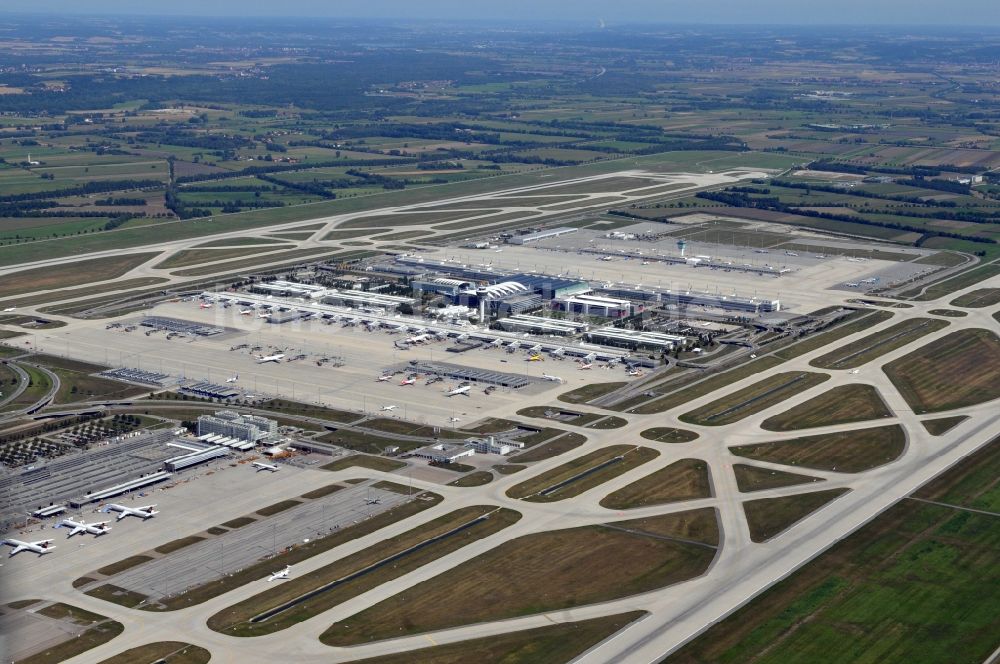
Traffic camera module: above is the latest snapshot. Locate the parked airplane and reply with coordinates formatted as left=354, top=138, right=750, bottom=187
left=445, top=385, right=472, bottom=397
left=381, top=404, right=398, bottom=411
left=399, top=377, right=416, bottom=386
left=448, top=416, right=461, bottom=423
left=56, top=519, right=111, bottom=537
left=527, top=354, right=543, bottom=362
left=252, top=461, right=280, bottom=472
left=541, top=374, right=564, bottom=383
left=579, top=362, right=593, bottom=370
left=256, top=353, right=285, bottom=364
left=199, top=302, right=213, bottom=309
left=627, top=368, right=643, bottom=377
left=376, top=374, right=392, bottom=382
left=225, top=373, right=239, bottom=383
left=101, top=504, right=158, bottom=520
left=240, top=309, right=253, bottom=316
left=2, top=538, right=55, bottom=556
left=267, top=565, right=291, bottom=582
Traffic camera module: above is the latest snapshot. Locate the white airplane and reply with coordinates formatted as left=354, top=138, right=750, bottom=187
left=381, top=404, right=398, bottom=411
left=445, top=385, right=472, bottom=397
left=541, top=374, right=564, bottom=383
left=399, top=377, right=416, bottom=386
left=448, top=416, right=461, bottom=423
left=404, top=334, right=430, bottom=344
left=850, top=369, right=861, bottom=375
left=257, top=311, right=271, bottom=319
left=240, top=309, right=253, bottom=316
left=2, top=538, right=55, bottom=556
left=256, top=353, right=285, bottom=364
left=101, top=504, right=158, bottom=521
left=252, top=461, right=280, bottom=472
left=579, top=362, right=593, bottom=370
left=600, top=256, right=614, bottom=261
left=376, top=374, right=392, bottom=382
left=225, top=373, right=239, bottom=384
left=267, top=565, right=291, bottom=582
left=2, top=307, right=15, bottom=312
left=627, top=368, right=643, bottom=377
left=56, top=518, right=111, bottom=537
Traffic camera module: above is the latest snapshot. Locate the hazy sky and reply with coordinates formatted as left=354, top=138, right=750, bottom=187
left=8, top=0, right=1000, bottom=26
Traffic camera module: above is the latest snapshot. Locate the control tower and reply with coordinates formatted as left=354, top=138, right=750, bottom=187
left=677, top=239, right=688, bottom=257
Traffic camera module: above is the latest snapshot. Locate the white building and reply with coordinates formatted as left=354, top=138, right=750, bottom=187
left=197, top=410, right=278, bottom=444
left=410, top=443, right=475, bottom=464
left=465, top=436, right=525, bottom=456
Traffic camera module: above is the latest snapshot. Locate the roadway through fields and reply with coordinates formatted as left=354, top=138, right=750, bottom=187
left=105, top=481, right=411, bottom=603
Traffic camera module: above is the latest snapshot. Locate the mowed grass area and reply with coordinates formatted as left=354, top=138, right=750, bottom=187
left=140, top=491, right=442, bottom=611
left=680, top=372, right=830, bottom=426
left=557, top=381, right=627, bottom=404
left=506, top=445, right=659, bottom=501
left=731, top=425, right=906, bottom=473
left=884, top=328, right=1000, bottom=413
left=96, top=642, right=211, bottom=664
left=320, top=454, right=406, bottom=473
left=345, top=611, right=646, bottom=664
left=320, top=511, right=716, bottom=646
left=153, top=246, right=286, bottom=269
left=809, top=318, right=949, bottom=369
left=733, top=464, right=824, bottom=493
left=913, top=434, right=1000, bottom=512
left=639, top=427, right=700, bottom=444
left=624, top=356, right=787, bottom=414
left=743, top=489, right=850, bottom=543
left=0, top=252, right=159, bottom=298
left=209, top=506, right=521, bottom=636
left=508, top=431, right=586, bottom=463
left=19, top=603, right=124, bottom=664
left=772, top=310, right=895, bottom=361
left=761, top=384, right=893, bottom=431
left=949, top=288, right=1000, bottom=308
left=668, top=442, right=1000, bottom=664
left=600, top=459, right=711, bottom=510
left=50, top=367, right=148, bottom=404
left=909, top=261, right=1000, bottom=301
left=921, top=415, right=968, bottom=436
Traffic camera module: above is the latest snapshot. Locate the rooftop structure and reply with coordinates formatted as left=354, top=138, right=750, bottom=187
left=251, top=280, right=327, bottom=299
left=409, top=443, right=475, bottom=464
left=551, top=293, right=640, bottom=319
left=496, top=314, right=589, bottom=336
left=586, top=327, right=687, bottom=352
left=508, top=226, right=578, bottom=245
left=197, top=410, right=277, bottom=443
left=465, top=436, right=525, bottom=456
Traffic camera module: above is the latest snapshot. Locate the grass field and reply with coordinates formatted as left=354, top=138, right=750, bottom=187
left=949, top=288, right=1000, bottom=308
left=773, top=310, right=896, bottom=361
left=255, top=499, right=301, bottom=516
left=761, top=384, right=893, bottom=431
left=743, top=489, right=850, bottom=543
left=680, top=372, right=830, bottom=426
left=638, top=427, right=700, bottom=444
left=153, top=246, right=284, bottom=269
left=153, top=535, right=205, bottom=554
left=209, top=506, right=521, bottom=636
left=731, top=425, right=906, bottom=473
left=909, top=262, right=1000, bottom=301
left=733, top=465, right=824, bottom=493
left=448, top=471, right=494, bottom=487
left=93, top=555, right=153, bottom=578
left=920, top=416, right=968, bottom=436
left=883, top=328, right=1000, bottom=413
left=928, top=308, right=967, bottom=317
left=320, top=513, right=716, bottom=646
left=600, top=459, right=711, bottom=510
left=343, top=611, right=646, bottom=664
left=626, top=356, right=786, bottom=415
left=50, top=367, right=147, bottom=404
left=669, top=442, right=1000, bottom=663
left=506, top=445, right=658, bottom=501
left=320, top=454, right=406, bottom=472
left=19, top=604, right=124, bottom=664
left=508, top=431, right=586, bottom=463
left=0, top=363, right=52, bottom=413
left=96, top=642, right=211, bottom=664
left=0, top=252, right=159, bottom=297
left=809, top=318, right=949, bottom=369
